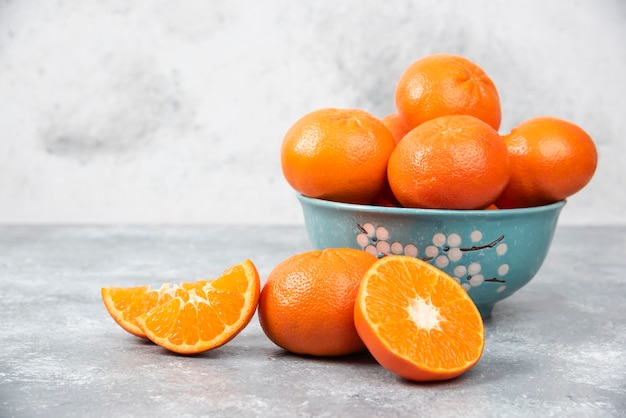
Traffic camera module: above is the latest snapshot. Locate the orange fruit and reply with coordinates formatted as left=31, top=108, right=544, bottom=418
left=495, top=116, right=598, bottom=208
left=101, top=284, right=186, bottom=338
left=135, top=259, right=260, bottom=355
left=281, top=108, right=396, bottom=204
left=102, top=260, right=261, bottom=355
left=387, top=114, right=510, bottom=210
left=372, top=180, right=402, bottom=208
left=354, top=255, right=485, bottom=382
left=381, top=113, right=411, bottom=143
left=395, top=53, right=501, bottom=131
left=258, top=248, right=377, bottom=356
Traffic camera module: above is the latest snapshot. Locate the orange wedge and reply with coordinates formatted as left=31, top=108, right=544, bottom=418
left=354, top=255, right=485, bottom=381
left=101, top=283, right=185, bottom=338
left=135, top=259, right=260, bottom=355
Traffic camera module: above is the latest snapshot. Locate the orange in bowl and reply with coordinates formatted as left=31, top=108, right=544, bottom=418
left=395, top=53, right=501, bottom=131
left=387, top=114, right=510, bottom=210
left=281, top=108, right=396, bottom=205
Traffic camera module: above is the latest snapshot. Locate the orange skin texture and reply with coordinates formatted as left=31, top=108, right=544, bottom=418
left=395, top=53, right=501, bottom=131
left=281, top=108, right=397, bottom=204
left=495, top=116, right=598, bottom=208
left=372, top=179, right=403, bottom=207
left=387, top=114, right=510, bottom=210
left=258, top=248, right=377, bottom=357
left=381, top=113, right=411, bottom=144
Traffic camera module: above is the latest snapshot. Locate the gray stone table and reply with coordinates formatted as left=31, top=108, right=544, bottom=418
left=1, top=225, right=624, bottom=417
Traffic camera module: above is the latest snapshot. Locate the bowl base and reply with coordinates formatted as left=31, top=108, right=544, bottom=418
left=476, top=303, right=495, bottom=319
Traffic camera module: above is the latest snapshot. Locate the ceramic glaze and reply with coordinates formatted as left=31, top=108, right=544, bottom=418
left=298, top=194, right=565, bottom=318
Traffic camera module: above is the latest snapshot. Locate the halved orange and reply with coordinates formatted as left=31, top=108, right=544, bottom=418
left=135, top=259, right=261, bottom=355
left=101, top=283, right=185, bottom=338
left=354, top=255, right=485, bottom=381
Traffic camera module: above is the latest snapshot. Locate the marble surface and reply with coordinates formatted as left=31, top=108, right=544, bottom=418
left=1, top=225, right=624, bottom=417
left=1, top=1, right=624, bottom=225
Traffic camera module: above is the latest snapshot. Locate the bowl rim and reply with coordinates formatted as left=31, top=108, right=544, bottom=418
left=297, top=194, right=566, bottom=216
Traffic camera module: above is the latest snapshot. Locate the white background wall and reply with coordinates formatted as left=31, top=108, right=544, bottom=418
left=1, top=0, right=624, bottom=225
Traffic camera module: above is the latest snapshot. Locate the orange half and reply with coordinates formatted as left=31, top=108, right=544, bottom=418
left=354, top=255, right=485, bottom=381
left=136, top=259, right=261, bottom=355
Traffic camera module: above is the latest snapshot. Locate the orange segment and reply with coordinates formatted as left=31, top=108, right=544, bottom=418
left=136, top=259, right=261, bottom=355
left=354, top=255, right=485, bottom=381
left=101, top=283, right=183, bottom=338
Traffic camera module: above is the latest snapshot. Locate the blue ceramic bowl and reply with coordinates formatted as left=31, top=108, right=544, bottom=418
left=298, top=194, right=565, bottom=318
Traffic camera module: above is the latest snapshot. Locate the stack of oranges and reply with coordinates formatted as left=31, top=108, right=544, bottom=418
left=101, top=54, right=599, bottom=384
left=281, top=53, right=598, bottom=210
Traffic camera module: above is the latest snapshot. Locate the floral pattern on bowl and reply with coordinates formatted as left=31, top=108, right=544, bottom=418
left=356, top=222, right=509, bottom=293
left=297, top=193, right=566, bottom=318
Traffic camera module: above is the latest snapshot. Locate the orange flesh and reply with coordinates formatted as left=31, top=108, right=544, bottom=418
left=356, top=256, right=484, bottom=381
left=136, top=260, right=260, bottom=354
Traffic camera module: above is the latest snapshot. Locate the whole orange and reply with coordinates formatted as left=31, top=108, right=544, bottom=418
left=381, top=113, right=411, bottom=144
left=258, top=248, right=377, bottom=357
left=387, top=114, right=510, bottom=210
left=281, top=108, right=396, bottom=204
left=395, top=53, right=501, bottom=131
left=495, top=116, right=598, bottom=208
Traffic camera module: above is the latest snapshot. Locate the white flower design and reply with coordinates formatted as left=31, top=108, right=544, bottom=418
left=355, top=223, right=510, bottom=292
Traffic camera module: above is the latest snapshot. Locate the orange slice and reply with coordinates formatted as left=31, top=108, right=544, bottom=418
left=354, top=255, right=485, bottom=381
left=135, top=259, right=260, bottom=355
left=101, top=283, right=185, bottom=338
